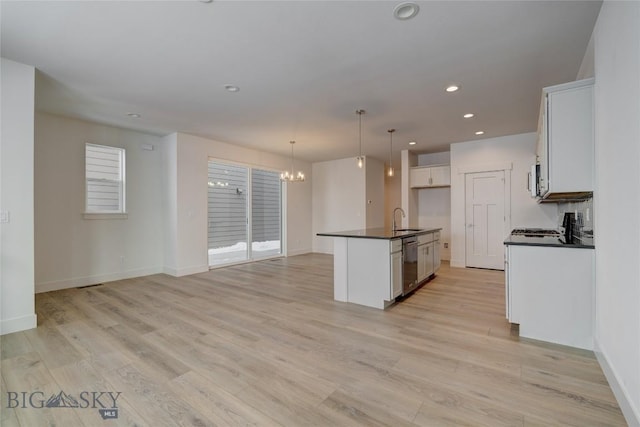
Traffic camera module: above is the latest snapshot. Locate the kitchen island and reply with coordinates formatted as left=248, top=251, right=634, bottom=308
left=317, top=227, right=442, bottom=309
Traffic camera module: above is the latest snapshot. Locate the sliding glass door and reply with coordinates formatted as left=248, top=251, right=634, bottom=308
left=207, top=160, right=282, bottom=267
left=251, top=169, right=282, bottom=259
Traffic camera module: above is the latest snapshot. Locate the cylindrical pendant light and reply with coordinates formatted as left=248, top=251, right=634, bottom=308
left=356, top=109, right=366, bottom=168
left=387, top=129, right=395, bottom=177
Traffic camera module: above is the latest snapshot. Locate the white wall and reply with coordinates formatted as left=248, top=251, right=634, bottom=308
left=417, top=188, right=451, bottom=261
left=400, top=150, right=419, bottom=228
left=312, top=156, right=384, bottom=254
left=0, top=58, right=37, bottom=334
left=384, top=172, right=401, bottom=230
left=592, top=2, right=640, bottom=424
left=166, top=132, right=312, bottom=276
left=417, top=152, right=452, bottom=261
left=161, top=133, right=178, bottom=274
left=365, top=157, right=385, bottom=229
left=450, top=133, right=558, bottom=268
left=34, top=113, right=165, bottom=292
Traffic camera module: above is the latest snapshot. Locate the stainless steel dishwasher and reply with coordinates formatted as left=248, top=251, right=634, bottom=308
left=402, top=236, right=418, bottom=295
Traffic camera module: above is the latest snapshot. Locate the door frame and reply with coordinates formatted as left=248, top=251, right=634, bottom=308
left=458, top=162, right=512, bottom=269
left=207, top=158, right=286, bottom=268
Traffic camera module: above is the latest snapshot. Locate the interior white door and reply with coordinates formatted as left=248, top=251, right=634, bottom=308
left=465, top=171, right=505, bottom=270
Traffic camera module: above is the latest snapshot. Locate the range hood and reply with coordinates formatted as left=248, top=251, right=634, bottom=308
left=538, top=191, right=593, bottom=203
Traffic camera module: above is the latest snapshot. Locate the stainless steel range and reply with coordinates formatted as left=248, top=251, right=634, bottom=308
left=511, top=228, right=560, bottom=237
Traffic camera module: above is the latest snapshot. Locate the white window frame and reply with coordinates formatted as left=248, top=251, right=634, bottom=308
left=84, top=143, right=127, bottom=219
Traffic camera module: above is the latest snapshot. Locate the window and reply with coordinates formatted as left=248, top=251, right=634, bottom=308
left=85, top=143, right=126, bottom=215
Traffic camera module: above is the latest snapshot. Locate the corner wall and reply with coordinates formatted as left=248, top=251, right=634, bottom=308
left=450, top=133, right=558, bottom=268
left=34, top=113, right=165, bottom=292
left=0, top=58, right=37, bottom=334
left=312, top=157, right=368, bottom=254
left=592, top=2, right=640, bottom=424
left=168, top=132, right=312, bottom=275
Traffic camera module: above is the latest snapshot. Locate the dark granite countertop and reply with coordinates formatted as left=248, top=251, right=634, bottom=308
left=317, top=227, right=442, bottom=240
left=504, top=234, right=594, bottom=249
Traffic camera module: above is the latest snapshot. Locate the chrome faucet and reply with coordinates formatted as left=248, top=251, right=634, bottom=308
left=392, top=207, right=406, bottom=232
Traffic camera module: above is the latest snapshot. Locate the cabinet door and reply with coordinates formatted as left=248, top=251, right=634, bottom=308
left=425, top=242, right=435, bottom=277
left=547, top=85, right=594, bottom=193
left=417, top=245, right=426, bottom=282
left=390, top=251, right=403, bottom=299
left=433, top=240, right=441, bottom=272
left=505, top=246, right=510, bottom=320
left=538, top=95, right=549, bottom=196
left=429, top=166, right=451, bottom=187
left=410, top=168, right=430, bottom=188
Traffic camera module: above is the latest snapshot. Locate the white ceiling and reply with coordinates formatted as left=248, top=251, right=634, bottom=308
left=1, top=1, right=601, bottom=163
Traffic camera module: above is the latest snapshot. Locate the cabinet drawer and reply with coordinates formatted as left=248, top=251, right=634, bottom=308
left=390, top=239, right=402, bottom=253
left=418, top=233, right=433, bottom=245
left=433, top=231, right=440, bottom=241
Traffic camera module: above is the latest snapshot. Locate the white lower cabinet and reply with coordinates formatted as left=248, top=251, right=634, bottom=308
left=506, top=244, right=594, bottom=350
left=345, top=237, right=404, bottom=309
left=417, top=232, right=439, bottom=283
left=390, top=240, right=403, bottom=299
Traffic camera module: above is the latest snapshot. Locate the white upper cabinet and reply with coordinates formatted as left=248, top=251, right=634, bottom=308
left=537, top=78, right=594, bottom=200
left=410, top=165, right=451, bottom=188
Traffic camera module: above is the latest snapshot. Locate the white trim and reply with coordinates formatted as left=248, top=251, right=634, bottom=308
left=165, top=264, right=209, bottom=277
left=449, top=258, right=465, bottom=268
left=594, top=338, right=640, bottom=427
left=286, top=248, right=312, bottom=257
left=35, top=266, right=163, bottom=293
left=457, top=162, right=513, bottom=175
left=1, top=314, right=37, bottom=336
left=83, top=212, right=128, bottom=220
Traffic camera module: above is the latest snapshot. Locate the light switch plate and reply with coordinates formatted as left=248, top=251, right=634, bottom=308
left=0, top=210, right=9, bottom=223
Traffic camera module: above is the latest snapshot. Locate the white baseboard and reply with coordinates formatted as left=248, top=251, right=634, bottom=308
left=164, top=264, right=209, bottom=277
left=287, top=248, right=312, bottom=256
left=594, top=338, right=640, bottom=427
left=449, top=258, right=465, bottom=268
left=35, top=266, right=164, bottom=293
left=1, top=313, right=37, bottom=335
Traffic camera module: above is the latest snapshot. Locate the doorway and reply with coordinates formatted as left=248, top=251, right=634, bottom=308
left=207, top=160, right=283, bottom=267
left=465, top=170, right=506, bottom=270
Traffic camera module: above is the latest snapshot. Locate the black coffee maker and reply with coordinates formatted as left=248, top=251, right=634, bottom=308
left=562, top=212, right=576, bottom=244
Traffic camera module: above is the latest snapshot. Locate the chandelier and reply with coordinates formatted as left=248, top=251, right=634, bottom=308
left=280, top=140, right=305, bottom=182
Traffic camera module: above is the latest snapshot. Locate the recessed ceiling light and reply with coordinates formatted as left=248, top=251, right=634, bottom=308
left=463, top=113, right=475, bottom=119
left=393, top=2, right=420, bottom=20
left=127, top=113, right=141, bottom=118
left=475, top=131, right=485, bottom=135
left=409, top=141, right=417, bottom=146
left=224, top=84, right=240, bottom=92
left=445, top=85, right=460, bottom=93
left=198, top=0, right=213, bottom=3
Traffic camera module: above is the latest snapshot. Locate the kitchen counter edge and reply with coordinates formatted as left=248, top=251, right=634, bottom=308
left=504, top=235, right=594, bottom=249
left=316, top=227, right=442, bottom=240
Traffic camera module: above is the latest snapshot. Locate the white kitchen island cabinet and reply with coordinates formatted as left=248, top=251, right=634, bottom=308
left=505, top=238, right=594, bottom=350
left=317, top=227, right=442, bottom=309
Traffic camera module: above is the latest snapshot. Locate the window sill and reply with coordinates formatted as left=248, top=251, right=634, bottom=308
left=83, top=213, right=128, bottom=220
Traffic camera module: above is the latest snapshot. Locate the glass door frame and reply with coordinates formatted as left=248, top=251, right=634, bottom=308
left=207, top=158, right=286, bottom=269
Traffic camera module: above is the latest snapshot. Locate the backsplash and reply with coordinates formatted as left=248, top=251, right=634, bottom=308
left=558, top=197, right=594, bottom=241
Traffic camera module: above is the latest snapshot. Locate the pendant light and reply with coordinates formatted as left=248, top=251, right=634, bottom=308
left=387, top=129, right=395, bottom=177
left=356, top=109, right=366, bottom=168
left=280, top=140, right=305, bottom=182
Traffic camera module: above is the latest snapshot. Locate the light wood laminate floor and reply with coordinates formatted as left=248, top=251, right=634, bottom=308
left=1, top=254, right=626, bottom=426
